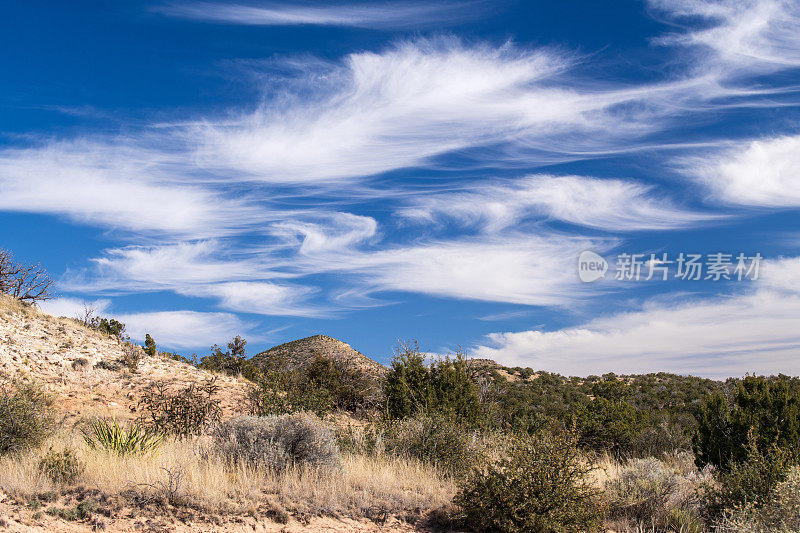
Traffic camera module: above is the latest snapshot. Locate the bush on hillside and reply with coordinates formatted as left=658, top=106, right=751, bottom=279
left=455, top=431, right=602, bottom=533
left=604, top=454, right=709, bottom=532
left=212, top=412, right=338, bottom=470
left=247, top=353, right=380, bottom=416
left=381, top=415, right=484, bottom=477
left=706, top=430, right=793, bottom=517
left=144, top=334, right=157, bottom=357
left=137, top=379, right=222, bottom=437
left=0, top=380, right=55, bottom=454
left=39, top=447, right=85, bottom=483
left=199, top=336, right=262, bottom=382
left=121, top=342, right=141, bottom=372
left=89, top=316, right=127, bottom=339
left=694, top=375, right=800, bottom=472
left=574, top=379, right=647, bottom=457
left=384, top=342, right=481, bottom=427
left=716, top=465, right=800, bottom=532
left=0, top=249, right=55, bottom=304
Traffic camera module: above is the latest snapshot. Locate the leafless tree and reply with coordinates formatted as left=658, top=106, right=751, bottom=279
left=0, top=249, right=55, bottom=305
left=74, top=302, right=97, bottom=326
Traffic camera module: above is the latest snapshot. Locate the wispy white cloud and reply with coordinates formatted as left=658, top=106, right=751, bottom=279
left=37, top=296, right=250, bottom=350
left=398, top=174, right=721, bottom=232
left=39, top=296, right=112, bottom=319
left=64, top=241, right=275, bottom=293
left=0, top=140, right=270, bottom=238
left=157, top=1, right=484, bottom=29
left=472, top=256, right=800, bottom=378
left=180, top=281, right=325, bottom=317
left=62, top=241, right=327, bottom=317
left=119, top=310, right=255, bottom=349
left=290, top=232, right=617, bottom=306
left=686, top=135, right=800, bottom=207
left=193, top=38, right=683, bottom=182
left=651, top=0, right=800, bottom=74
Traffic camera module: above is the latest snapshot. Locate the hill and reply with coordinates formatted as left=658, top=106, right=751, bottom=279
left=0, top=294, right=247, bottom=424
left=252, top=334, right=386, bottom=377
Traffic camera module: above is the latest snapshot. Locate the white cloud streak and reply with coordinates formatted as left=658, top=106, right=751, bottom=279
left=288, top=232, right=617, bottom=306
left=193, top=38, right=687, bottom=182
left=39, top=297, right=112, bottom=319
left=157, top=1, right=483, bottom=29
left=687, top=135, right=800, bottom=207
left=38, top=296, right=250, bottom=350
left=398, top=174, right=721, bottom=232
left=651, top=0, right=800, bottom=74
left=119, top=310, right=254, bottom=349
left=0, top=141, right=270, bottom=238
left=180, top=281, right=324, bottom=317
left=472, top=257, right=800, bottom=378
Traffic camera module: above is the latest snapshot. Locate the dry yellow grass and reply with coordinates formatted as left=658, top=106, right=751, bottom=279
left=0, top=430, right=456, bottom=521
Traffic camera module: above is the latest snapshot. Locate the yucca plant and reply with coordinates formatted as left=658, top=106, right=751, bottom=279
left=82, top=418, right=163, bottom=455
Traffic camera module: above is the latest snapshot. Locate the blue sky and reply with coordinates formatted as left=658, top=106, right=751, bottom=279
left=2, top=0, right=800, bottom=377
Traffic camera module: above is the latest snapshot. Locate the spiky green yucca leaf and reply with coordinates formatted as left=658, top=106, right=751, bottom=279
left=82, top=418, right=163, bottom=455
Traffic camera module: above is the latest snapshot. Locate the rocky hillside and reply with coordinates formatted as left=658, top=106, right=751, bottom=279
left=0, top=295, right=247, bottom=424
left=252, top=334, right=386, bottom=377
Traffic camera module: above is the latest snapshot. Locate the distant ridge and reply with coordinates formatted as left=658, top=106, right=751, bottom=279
left=252, top=334, right=386, bottom=376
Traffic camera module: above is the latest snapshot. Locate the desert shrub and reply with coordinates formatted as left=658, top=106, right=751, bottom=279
left=631, top=417, right=693, bottom=458
left=212, top=412, right=338, bottom=470
left=384, top=342, right=480, bottom=426
left=82, top=418, right=163, bottom=455
left=705, top=430, right=793, bottom=518
left=137, top=379, right=222, bottom=437
left=144, top=334, right=157, bottom=357
left=121, top=342, right=141, bottom=372
left=0, top=380, right=55, bottom=454
left=38, top=447, right=85, bottom=483
left=717, top=465, right=800, bottom=532
left=71, top=357, right=90, bottom=370
left=604, top=454, right=708, bottom=531
left=694, top=375, right=800, bottom=471
left=199, top=336, right=262, bottom=382
left=95, top=360, right=120, bottom=371
left=381, top=415, right=483, bottom=476
left=574, top=379, right=647, bottom=457
left=89, top=316, right=127, bottom=339
left=455, top=431, right=602, bottom=533
left=247, top=353, right=380, bottom=416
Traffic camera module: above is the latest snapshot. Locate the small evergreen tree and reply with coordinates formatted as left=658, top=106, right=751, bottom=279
left=144, top=334, right=157, bottom=357
left=574, top=378, right=646, bottom=456
left=694, top=375, right=800, bottom=471
left=383, top=341, right=481, bottom=427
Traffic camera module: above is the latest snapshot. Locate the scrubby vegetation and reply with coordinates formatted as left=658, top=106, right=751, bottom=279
left=0, top=380, right=55, bottom=454
left=38, top=447, right=85, bottom=483
left=137, top=379, right=222, bottom=437
left=246, top=352, right=381, bottom=416
left=0, top=248, right=55, bottom=304
left=456, top=431, right=601, bottom=533
left=212, top=412, right=339, bottom=470
left=3, top=282, right=800, bottom=532
left=82, top=418, right=163, bottom=455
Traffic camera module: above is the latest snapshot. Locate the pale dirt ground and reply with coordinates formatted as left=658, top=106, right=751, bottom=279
left=0, top=298, right=248, bottom=425
left=0, top=300, right=441, bottom=532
